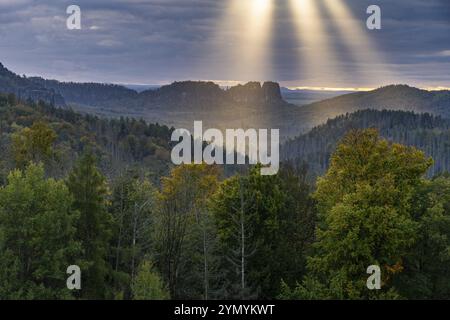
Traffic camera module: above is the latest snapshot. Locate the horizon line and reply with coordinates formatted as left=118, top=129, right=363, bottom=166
left=5, top=65, right=449, bottom=93
left=116, top=82, right=450, bottom=93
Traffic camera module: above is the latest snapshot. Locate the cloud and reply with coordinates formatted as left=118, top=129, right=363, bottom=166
left=97, top=39, right=123, bottom=47
left=438, top=50, right=450, bottom=57
left=0, top=0, right=448, bottom=88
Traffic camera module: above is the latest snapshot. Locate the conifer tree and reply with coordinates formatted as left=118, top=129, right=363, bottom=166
left=66, top=151, right=113, bottom=299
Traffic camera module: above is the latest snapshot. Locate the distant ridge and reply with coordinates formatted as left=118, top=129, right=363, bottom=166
left=1, top=62, right=450, bottom=140
left=297, top=84, right=450, bottom=129
left=0, top=62, right=66, bottom=106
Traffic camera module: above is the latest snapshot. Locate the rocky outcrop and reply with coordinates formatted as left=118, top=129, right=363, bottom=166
left=226, top=81, right=283, bottom=105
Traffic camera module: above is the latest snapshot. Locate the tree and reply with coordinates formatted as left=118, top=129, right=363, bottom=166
left=12, top=121, right=56, bottom=168
left=110, top=171, right=157, bottom=298
left=153, top=164, right=220, bottom=299
left=66, top=151, right=113, bottom=299
left=7, top=93, right=17, bottom=106
left=395, top=175, right=450, bottom=299
left=0, top=163, right=80, bottom=299
left=132, top=260, right=170, bottom=300
left=211, top=164, right=316, bottom=299
left=297, top=129, right=432, bottom=299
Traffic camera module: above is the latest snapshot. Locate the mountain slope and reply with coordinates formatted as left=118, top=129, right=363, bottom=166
left=281, top=87, right=353, bottom=106
left=28, top=76, right=138, bottom=107
left=281, top=109, right=450, bottom=178
left=0, top=63, right=66, bottom=106
left=294, top=85, right=450, bottom=130
left=0, top=63, right=301, bottom=138
left=2, top=62, right=450, bottom=141
left=64, top=80, right=301, bottom=139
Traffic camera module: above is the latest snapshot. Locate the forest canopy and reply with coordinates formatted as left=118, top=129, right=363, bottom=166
left=0, top=94, right=449, bottom=300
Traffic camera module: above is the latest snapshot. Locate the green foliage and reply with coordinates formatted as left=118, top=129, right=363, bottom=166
left=66, top=151, right=113, bottom=299
left=109, top=171, right=157, bottom=298
left=0, top=163, right=80, bottom=299
left=0, top=94, right=173, bottom=183
left=283, top=109, right=450, bottom=179
left=154, top=164, right=221, bottom=299
left=11, top=121, right=56, bottom=168
left=132, top=260, right=170, bottom=300
left=2, top=94, right=450, bottom=300
left=300, top=129, right=432, bottom=299
left=395, top=175, right=450, bottom=299
left=278, top=277, right=331, bottom=300
left=211, top=164, right=316, bottom=299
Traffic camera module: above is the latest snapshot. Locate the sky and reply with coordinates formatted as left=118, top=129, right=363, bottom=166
left=0, top=0, right=449, bottom=90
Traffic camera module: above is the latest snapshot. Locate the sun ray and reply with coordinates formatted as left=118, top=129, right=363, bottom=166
left=289, top=0, right=341, bottom=86
left=241, top=0, right=274, bottom=80
left=210, top=0, right=274, bottom=82
left=322, top=0, right=394, bottom=85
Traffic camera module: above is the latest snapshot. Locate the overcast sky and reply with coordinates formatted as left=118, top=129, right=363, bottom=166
left=0, top=0, right=449, bottom=89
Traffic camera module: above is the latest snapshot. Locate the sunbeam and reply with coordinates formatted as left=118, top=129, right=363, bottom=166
left=322, top=0, right=394, bottom=85
left=241, top=0, right=274, bottom=80
left=212, top=0, right=274, bottom=81
left=208, top=0, right=395, bottom=87
left=289, top=0, right=341, bottom=86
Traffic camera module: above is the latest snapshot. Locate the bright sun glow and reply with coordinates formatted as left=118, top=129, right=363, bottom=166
left=211, top=0, right=395, bottom=86
left=212, top=0, right=273, bottom=81
left=252, top=0, right=271, bottom=14
left=242, top=0, right=273, bottom=80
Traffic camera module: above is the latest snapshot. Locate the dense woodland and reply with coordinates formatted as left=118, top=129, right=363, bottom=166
left=0, top=93, right=173, bottom=185
left=0, top=94, right=449, bottom=300
left=282, top=109, right=450, bottom=178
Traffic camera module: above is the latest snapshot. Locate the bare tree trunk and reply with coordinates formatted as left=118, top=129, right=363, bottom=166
left=203, top=225, right=208, bottom=300
left=131, top=203, right=138, bottom=283
left=115, top=183, right=125, bottom=272
left=239, top=176, right=245, bottom=298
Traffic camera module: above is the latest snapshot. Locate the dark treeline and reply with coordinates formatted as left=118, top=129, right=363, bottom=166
left=0, top=96, right=449, bottom=300
left=28, top=77, right=139, bottom=107
left=282, top=109, right=450, bottom=178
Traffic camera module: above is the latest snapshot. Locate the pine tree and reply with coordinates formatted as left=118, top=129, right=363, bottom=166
left=66, top=151, right=113, bottom=299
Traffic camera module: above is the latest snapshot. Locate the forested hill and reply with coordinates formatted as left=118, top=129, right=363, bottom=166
left=0, top=63, right=66, bottom=106
left=0, top=62, right=299, bottom=137
left=0, top=62, right=287, bottom=112
left=3, top=62, right=450, bottom=141
left=281, top=109, right=450, bottom=178
left=28, top=77, right=138, bottom=107
left=0, top=93, right=173, bottom=184
left=0, top=62, right=138, bottom=107
left=296, top=85, right=450, bottom=130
